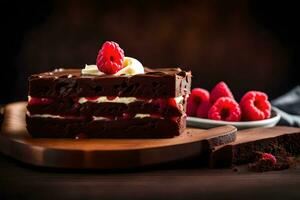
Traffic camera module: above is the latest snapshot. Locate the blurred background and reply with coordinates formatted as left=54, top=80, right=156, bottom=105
left=2, top=0, right=299, bottom=104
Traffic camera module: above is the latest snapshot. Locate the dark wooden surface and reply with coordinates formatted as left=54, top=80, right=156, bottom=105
left=1, top=152, right=300, bottom=200
left=1, top=102, right=300, bottom=199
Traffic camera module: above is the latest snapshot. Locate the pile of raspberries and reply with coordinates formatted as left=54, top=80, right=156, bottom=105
left=187, top=82, right=271, bottom=122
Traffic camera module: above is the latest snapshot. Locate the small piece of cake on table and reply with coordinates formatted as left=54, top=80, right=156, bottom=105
left=26, top=41, right=191, bottom=138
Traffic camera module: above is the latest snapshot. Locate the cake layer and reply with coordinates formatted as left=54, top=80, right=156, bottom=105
left=26, top=115, right=186, bottom=138
left=28, top=68, right=191, bottom=98
left=27, top=96, right=186, bottom=117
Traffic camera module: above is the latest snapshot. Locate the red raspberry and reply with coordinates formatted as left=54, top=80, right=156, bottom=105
left=196, top=101, right=211, bottom=118
left=28, top=97, right=54, bottom=106
left=167, top=98, right=177, bottom=108
left=152, top=98, right=177, bottom=111
left=96, top=41, right=125, bottom=74
left=208, top=97, right=241, bottom=121
left=261, top=153, right=277, bottom=165
left=85, top=96, right=99, bottom=101
left=170, top=116, right=180, bottom=122
left=107, top=96, right=117, bottom=101
left=240, top=91, right=271, bottom=121
left=210, top=81, right=234, bottom=104
left=187, top=88, right=210, bottom=117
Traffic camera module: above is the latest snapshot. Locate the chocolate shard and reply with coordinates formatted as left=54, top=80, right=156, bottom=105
left=210, top=126, right=300, bottom=168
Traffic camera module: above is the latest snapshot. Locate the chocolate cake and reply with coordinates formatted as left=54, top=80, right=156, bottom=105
left=26, top=67, right=191, bottom=138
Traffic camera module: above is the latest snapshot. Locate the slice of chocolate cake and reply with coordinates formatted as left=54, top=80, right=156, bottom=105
left=26, top=67, right=191, bottom=138
left=27, top=41, right=191, bottom=138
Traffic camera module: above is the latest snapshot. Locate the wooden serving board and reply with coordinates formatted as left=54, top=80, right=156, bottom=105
left=0, top=102, right=237, bottom=169
left=210, top=126, right=300, bottom=167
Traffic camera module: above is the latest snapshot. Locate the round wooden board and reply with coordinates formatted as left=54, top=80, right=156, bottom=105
left=0, top=102, right=237, bottom=169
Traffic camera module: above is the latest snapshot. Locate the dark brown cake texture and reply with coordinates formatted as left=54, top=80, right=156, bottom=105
left=26, top=67, right=191, bottom=138
left=210, top=126, right=300, bottom=168
left=248, top=151, right=296, bottom=172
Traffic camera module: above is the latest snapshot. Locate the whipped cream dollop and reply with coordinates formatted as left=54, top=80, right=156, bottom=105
left=82, top=57, right=144, bottom=76
left=81, top=64, right=104, bottom=76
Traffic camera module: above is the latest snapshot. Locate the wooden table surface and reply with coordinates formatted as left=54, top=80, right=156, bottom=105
left=1, top=153, right=300, bottom=200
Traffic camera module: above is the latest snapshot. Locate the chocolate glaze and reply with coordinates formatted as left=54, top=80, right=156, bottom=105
left=29, top=68, right=191, bottom=98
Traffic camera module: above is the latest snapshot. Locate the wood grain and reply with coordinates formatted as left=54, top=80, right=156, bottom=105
left=1, top=153, right=300, bottom=200
left=0, top=102, right=236, bottom=169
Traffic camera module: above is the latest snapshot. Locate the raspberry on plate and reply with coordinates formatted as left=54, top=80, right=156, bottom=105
left=96, top=41, right=125, bottom=74
left=208, top=97, right=241, bottom=121
left=240, top=91, right=271, bottom=121
left=210, top=81, right=234, bottom=104
left=196, top=100, right=211, bottom=118
left=187, top=88, right=210, bottom=117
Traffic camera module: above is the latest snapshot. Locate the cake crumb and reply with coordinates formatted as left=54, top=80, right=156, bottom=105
left=232, top=166, right=239, bottom=172
left=248, top=151, right=297, bottom=172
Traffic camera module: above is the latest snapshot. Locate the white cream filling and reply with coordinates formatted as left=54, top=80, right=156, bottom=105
left=78, top=96, right=138, bottom=104
left=78, top=95, right=184, bottom=104
left=92, top=114, right=154, bottom=121
left=92, top=116, right=112, bottom=121
left=174, top=96, right=184, bottom=104
left=27, top=112, right=65, bottom=119
left=134, top=114, right=151, bottom=118
left=28, top=112, right=155, bottom=120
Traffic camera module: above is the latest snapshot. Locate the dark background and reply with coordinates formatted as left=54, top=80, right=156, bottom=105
left=2, top=0, right=299, bottom=104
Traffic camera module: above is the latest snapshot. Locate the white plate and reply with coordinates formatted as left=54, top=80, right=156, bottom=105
left=187, top=109, right=281, bottom=130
